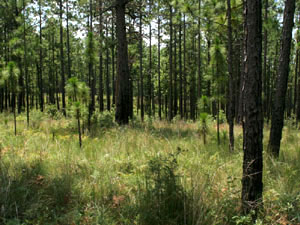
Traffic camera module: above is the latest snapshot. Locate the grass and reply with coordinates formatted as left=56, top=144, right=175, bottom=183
left=0, top=110, right=300, bottom=224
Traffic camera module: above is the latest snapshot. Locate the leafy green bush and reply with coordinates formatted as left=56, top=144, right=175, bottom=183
left=46, top=105, right=63, bottom=120
left=30, top=110, right=45, bottom=129
left=137, top=148, right=189, bottom=225
left=92, top=110, right=116, bottom=129
left=219, top=109, right=227, bottom=124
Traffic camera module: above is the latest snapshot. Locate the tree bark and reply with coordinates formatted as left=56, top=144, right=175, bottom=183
left=173, top=21, right=178, bottom=117
left=88, top=0, right=96, bottom=130
left=242, top=0, right=263, bottom=215
left=263, top=0, right=268, bottom=117
left=66, top=0, right=72, bottom=79
left=148, top=5, right=152, bottom=117
left=168, top=4, right=173, bottom=121
left=39, top=0, right=44, bottom=112
left=227, top=0, right=235, bottom=151
left=139, top=1, right=144, bottom=121
left=98, top=0, right=104, bottom=112
left=268, top=0, right=295, bottom=157
left=179, top=14, right=183, bottom=119
left=59, top=0, right=66, bottom=115
left=158, top=13, right=161, bottom=120
left=294, top=48, right=298, bottom=115
left=111, top=12, right=116, bottom=106
left=115, top=0, right=130, bottom=124
left=183, top=14, right=187, bottom=119
left=23, top=0, right=29, bottom=127
left=106, top=18, right=111, bottom=111
left=197, top=0, right=202, bottom=100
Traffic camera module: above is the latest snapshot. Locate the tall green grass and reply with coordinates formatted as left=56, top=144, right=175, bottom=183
left=0, top=111, right=300, bottom=224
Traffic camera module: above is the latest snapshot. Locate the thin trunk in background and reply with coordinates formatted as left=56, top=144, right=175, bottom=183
left=227, top=0, right=235, bottom=151
left=59, top=0, right=66, bottom=115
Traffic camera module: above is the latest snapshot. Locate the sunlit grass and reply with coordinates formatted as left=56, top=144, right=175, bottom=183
left=0, top=112, right=300, bottom=224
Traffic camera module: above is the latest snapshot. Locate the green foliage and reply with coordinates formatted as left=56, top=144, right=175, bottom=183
left=66, top=77, right=90, bottom=103
left=85, top=32, right=96, bottom=65
left=198, top=95, right=211, bottom=113
left=1, top=112, right=300, bottom=224
left=137, top=148, right=188, bottom=225
left=2, top=61, right=20, bottom=94
left=219, top=109, right=227, bottom=124
left=232, top=211, right=254, bottom=225
left=46, top=105, right=63, bottom=120
left=92, top=110, right=116, bottom=129
left=199, top=112, right=209, bottom=144
left=30, top=110, right=45, bottom=129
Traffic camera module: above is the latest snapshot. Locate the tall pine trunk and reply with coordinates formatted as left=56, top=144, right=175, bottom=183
left=179, top=14, right=183, bottom=119
left=158, top=13, right=161, bottom=120
left=98, top=0, right=104, bottom=111
left=66, top=0, right=71, bottom=79
left=197, top=0, right=202, bottom=100
left=59, top=0, right=66, bottom=115
left=242, top=0, right=263, bottom=215
left=268, top=0, right=296, bottom=157
left=263, top=0, right=268, bottom=117
left=227, top=0, right=235, bottom=151
left=115, top=0, right=131, bottom=124
left=23, top=0, right=29, bottom=127
left=39, top=0, right=44, bottom=112
left=139, top=1, right=144, bottom=121
left=168, top=4, right=173, bottom=121
left=106, top=19, right=111, bottom=111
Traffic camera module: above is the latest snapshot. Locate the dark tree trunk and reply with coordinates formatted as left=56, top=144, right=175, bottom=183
left=115, top=0, right=131, bottom=125
left=183, top=14, right=187, bottom=119
left=106, top=19, right=111, bottom=111
left=227, top=0, right=235, bottom=151
left=287, top=88, right=292, bottom=118
left=59, top=0, right=66, bottom=115
left=190, top=35, right=196, bottom=121
left=295, top=14, right=300, bottom=118
left=237, top=2, right=246, bottom=124
left=66, top=0, right=71, bottom=79
left=13, top=98, right=17, bottom=136
left=148, top=17, right=152, bottom=117
left=111, top=13, right=116, bottom=106
left=88, top=0, right=96, bottom=130
left=98, top=1, right=104, bottom=111
left=297, top=47, right=300, bottom=123
left=173, top=23, right=178, bottom=117
left=179, top=14, right=183, bottom=119
left=23, top=0, right=29, bottom=127
left=39, top=0, right=44, bottom=112
left=242, top=0, right=263, bottom=216
left=49, top=34, right=54, bottom=105
left=235, top=34, right=242, bottom=121
left=88, top=0, right=95, bottom=131
left=17, top=65, right=24, bottom=114
left=168, top=4, right=173, bottom=121
left=263, top=0, right=268, bottom=117
left=197, top=0, right=202, bottom=100
left=139, top=1, right=144, bottom=121
left=206, top=32, right=211, bottom=98
left=294, top=49, right=298, bottom=115
left=268, top=0, right=295, bottom=157
left=77, top=109, right=82, bottom=148
left=158, top=14, right=161, bottom=120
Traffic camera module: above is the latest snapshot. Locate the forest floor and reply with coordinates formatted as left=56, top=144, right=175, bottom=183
left=0, top=110, right=300, bottom=225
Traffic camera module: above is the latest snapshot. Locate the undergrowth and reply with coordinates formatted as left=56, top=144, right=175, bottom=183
left=0, top=112, right=300, bottom=224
